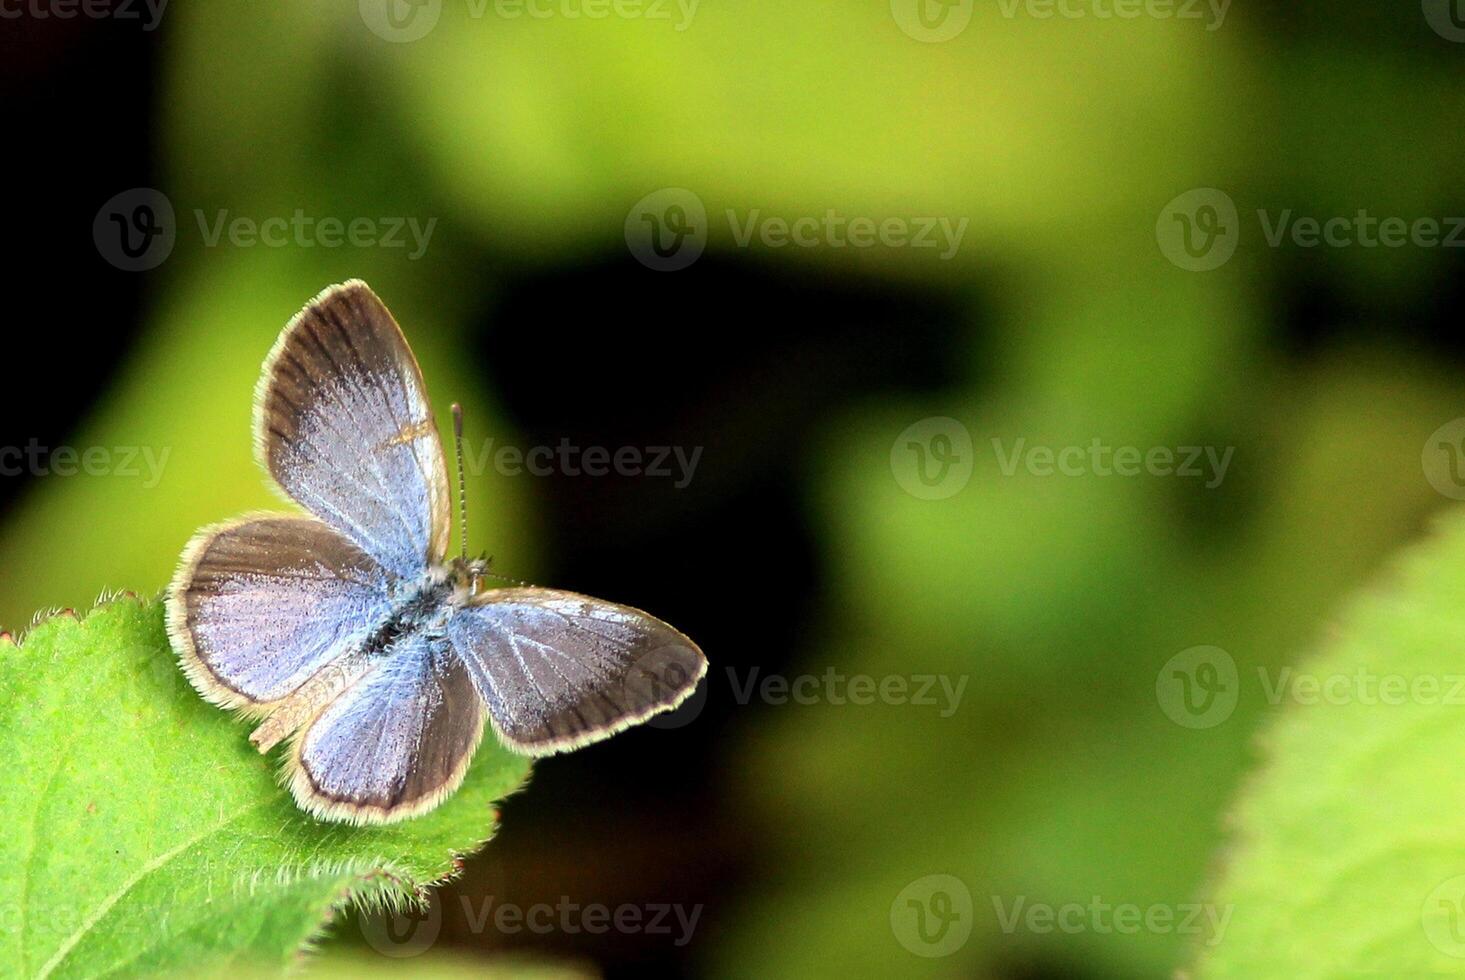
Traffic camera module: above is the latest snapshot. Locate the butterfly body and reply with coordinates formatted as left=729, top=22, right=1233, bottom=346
left=362, top=560, right=478, bottom=656
left=167, top=281, right=706, bottom=825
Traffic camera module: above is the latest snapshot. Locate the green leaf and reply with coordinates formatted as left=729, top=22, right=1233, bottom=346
left=278, top=950, right=596, bottom=979
left=1195, top=510, right=1465, bottom=977
left=0, top=596, right=530, bottom=978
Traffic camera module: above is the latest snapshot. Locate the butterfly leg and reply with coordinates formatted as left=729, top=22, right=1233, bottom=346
left=249, top=651, right=374, bottom=753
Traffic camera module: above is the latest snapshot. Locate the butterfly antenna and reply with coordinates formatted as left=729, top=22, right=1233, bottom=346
left=483, top=569, right=535, bottom=588
left=474, top=555, right=530, bottom=588
left=450, top=403, right=469, bottom=564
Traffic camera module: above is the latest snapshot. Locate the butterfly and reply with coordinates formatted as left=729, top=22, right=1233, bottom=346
left=165, top=280, right=707, bottom=825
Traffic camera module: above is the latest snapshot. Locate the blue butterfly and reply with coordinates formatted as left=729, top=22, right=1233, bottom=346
left=166, top=280, right=706, bottom=825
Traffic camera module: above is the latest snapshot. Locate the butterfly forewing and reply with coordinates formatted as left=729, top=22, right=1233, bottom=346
left=446, top=588, right=708, bottom=755
left=254, top=279, right=452, bottom=578
left=167, top=515, right=393, bottom=714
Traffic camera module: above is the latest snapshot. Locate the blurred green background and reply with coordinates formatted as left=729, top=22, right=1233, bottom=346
left=4, top=1, right=1465, bottom=977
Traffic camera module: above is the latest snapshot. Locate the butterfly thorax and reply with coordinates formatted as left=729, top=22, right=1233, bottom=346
left=371, top=572, right=456, bottom=657
left=365, top=557, right=488, bottom=653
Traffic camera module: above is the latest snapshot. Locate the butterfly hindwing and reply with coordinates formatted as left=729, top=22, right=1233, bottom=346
left=287, top=632, right=486, bottom=824
left=254, top=279, right=452, bottom=579
left=166, top=514, right=394, bottom=715
left=445, top=588, right=708, bottom=756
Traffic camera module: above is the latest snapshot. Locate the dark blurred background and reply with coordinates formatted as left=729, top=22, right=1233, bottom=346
left=4, top=3, right=1465, bottom=977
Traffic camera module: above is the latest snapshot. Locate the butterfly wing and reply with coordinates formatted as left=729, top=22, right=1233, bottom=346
left=166, top=514, right=394, bottom=716
left=286, top=632, right=485, bottom=824
left=445, top=588, right=707, bottom=756
left=254, top=279, right=452, bottom=578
